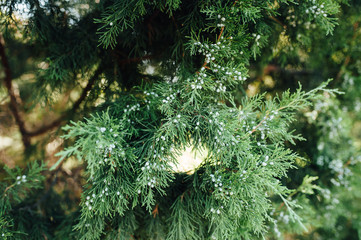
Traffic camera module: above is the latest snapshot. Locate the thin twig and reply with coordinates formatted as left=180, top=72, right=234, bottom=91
left=152, top=204, right=159, bottom=218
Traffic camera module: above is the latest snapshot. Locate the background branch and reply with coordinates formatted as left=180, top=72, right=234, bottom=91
left=27, top=66, right=103, bottom=137
left=1, top=35, right=103, bottom=146
left=0, top=34, right=30, bottom=148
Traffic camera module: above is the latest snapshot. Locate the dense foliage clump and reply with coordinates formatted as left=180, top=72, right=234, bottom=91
left=1, top=0, right=361, bottom=239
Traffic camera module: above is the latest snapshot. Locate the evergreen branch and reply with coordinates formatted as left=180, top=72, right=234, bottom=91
left=199, top=0, right=238, bottom=70
left=1, top=161, right=46, bottom=206
left=2, top=183, right=16, bottom=197
left=246, top=80, right=338, bottom=137
left=278, top=194, right=307, bottom=231
left=249, top=110, right=270, bottom=135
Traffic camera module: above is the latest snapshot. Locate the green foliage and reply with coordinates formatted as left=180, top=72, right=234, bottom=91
left=1, top=0, right=361, bottom=239
left=57, top=36, right=337, bottom=240
left=95, top=0, right=182, bottom=49
left=0, top=161, right=46, bottom=239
